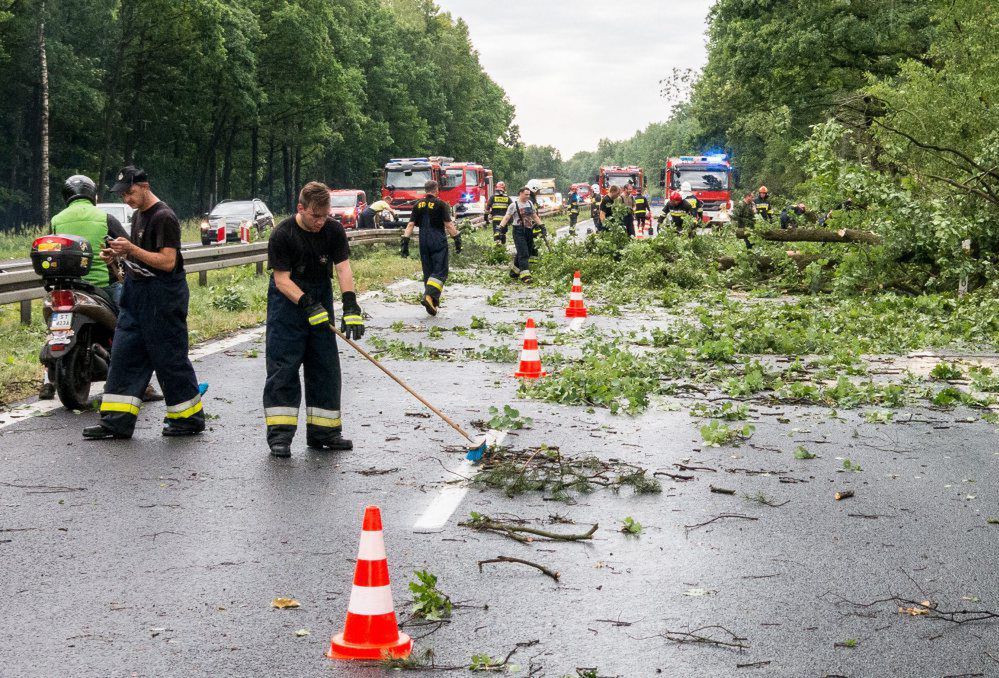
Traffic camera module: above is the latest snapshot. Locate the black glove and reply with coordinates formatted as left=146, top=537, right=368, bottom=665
left=340, top=291, right=365, bottom=340
left=453, top=234, right=462, bottom=253
left=298, top=293, right=329, bottom=327
left=400, top=235, right=410, bottom=258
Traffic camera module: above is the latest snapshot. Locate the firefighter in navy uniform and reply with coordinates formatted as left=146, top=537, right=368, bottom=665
left=658, top=191, right=697, bottom=235
left=263, top=182, right=365, bottom=458
left=408, top=180, right=460, bottom=316
left=83, top=166, right=206, bottom=440
left=566, top=187, right=581, bottom=228
left=486, top=181, right=512, bottom=245
left=633, top=191, right=651, bottom=236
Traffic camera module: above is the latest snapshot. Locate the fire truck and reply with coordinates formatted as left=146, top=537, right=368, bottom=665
left=661, top=155, right=734, bottom=223
left=380, top=157, right=492, bottom=219
left=597, top=166, right=646, bottom=196
left=440, top=161, right=491, bottom=217
left=380, top=157, right=451, bottom=221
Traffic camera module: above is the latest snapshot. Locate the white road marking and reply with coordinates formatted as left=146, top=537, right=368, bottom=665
left=413, top=429, right=506, bottom=533
left=0, top=324, right=267, bottom=432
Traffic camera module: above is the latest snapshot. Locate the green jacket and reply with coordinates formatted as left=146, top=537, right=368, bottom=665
left=51, top=199, right=113, bottom=287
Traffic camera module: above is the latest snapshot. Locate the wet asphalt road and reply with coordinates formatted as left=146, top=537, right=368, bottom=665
left=1, top=263, right=998, bottom=677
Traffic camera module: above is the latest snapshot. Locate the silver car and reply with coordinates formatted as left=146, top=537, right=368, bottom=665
left=96, top=202, right=136, bottom=235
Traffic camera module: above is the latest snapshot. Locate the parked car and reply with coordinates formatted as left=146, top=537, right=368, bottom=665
left=96, top=202, right=135, bottom=235
left=200, top=199, right=274, bottom=245
left=329, top=189, right=367, bottom=229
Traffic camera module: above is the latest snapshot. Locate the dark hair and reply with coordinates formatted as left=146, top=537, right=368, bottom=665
left=425, top=180, right=439, bottom=192
left=299, top=181, right=331, bottom=210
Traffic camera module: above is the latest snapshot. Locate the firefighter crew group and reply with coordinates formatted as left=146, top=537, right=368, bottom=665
left=71, top=166, right=788, bottom=455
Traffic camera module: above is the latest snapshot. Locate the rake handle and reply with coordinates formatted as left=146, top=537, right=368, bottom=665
left=329, top=323, right=477, bottom=445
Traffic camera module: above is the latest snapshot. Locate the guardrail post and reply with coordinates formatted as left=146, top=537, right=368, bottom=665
left=20, top=299, right=31, bottom=324
left=256, top=261, right=264, bottom=276
left=198, top=270, right=208, bottom=287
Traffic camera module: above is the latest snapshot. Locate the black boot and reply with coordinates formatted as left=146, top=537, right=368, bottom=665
left=269, top=441, right=291, bottom=458
left=400, top=236, right=410, bottom=258
left=83, top=425, right=129, bottom=440
left=307, top=433, right=353, bottom=451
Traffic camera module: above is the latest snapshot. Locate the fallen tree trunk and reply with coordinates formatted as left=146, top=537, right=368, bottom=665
left=734, top=228, right=882, bottom=245
left=717, top=253, right=839, bottom=272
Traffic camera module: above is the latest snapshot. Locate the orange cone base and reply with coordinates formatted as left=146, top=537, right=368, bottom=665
left=515, top=369, right=548, bottom=379
left=565, top=307, right=587, bottom=318
left=326, top=631, right=412, bottom=660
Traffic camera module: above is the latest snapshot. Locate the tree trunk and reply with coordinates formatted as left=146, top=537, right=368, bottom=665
left=250, top=126, right=259, bottom=198
left=293, top=144, right=302, bottom=198
left=38, top=0, right=49, bottom=227
left=266, top=135, right=274, bottom=206
left=734, top=227, right=882, bottom=245
left=282, top=144, right=292, bottom=212
left=717, top=253, right=839, bottom=272
left=221, top=124, right=237, bottom=200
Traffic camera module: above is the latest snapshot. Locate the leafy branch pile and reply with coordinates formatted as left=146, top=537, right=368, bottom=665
left=473, top=445, right=661, bottom=502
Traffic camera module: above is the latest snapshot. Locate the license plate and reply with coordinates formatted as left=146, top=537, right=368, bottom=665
left=48, top=331, right=73, bottom=346
left=49, top=312, right=73, bottom=331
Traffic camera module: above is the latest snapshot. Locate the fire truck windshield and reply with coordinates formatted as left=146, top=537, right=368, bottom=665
left=442, top=168, right=464, bottom=189
left=386, top=169, right=432, bottom=189
left=464, top=169, right=479, bottom=186
left=606, top=174, right=640, bottom=189
left=673, top=169, right=729, bottom=191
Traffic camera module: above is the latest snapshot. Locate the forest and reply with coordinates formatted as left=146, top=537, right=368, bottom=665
left=0, top=0, right=524, bottom=226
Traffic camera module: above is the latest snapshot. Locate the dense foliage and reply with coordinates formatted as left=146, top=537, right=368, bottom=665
left=0, top=0, right=523, bottom=227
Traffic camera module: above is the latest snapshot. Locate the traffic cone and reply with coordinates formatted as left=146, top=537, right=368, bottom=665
left=239, top=222, right=251, bottom=244
left=327, top=506, right=412, bottom=660
left=216, top=224, right=226, bottom=244
left=564, top=271, right=588, bottom=319
left=514, top=318, right=547, bottom=379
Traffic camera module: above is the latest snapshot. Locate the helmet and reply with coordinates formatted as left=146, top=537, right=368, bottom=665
left=496, top=181, right=506, bottom=192
left=669, top=191, right=683, bottom=202
left=759, top=186, right=768, bottom=194
left=680, top=181, right=692, bottom=194
left=591, top=183, right=599, bottom=193
left=62, top=175, right=98, bottom=205
left=526, top=179, right=543, bottom=193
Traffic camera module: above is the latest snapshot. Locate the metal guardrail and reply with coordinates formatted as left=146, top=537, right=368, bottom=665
left=0, top=227, right=412, bottom=323
left=0, top=210, right=543, bottom=323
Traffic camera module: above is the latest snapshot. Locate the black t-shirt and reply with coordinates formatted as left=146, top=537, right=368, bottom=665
left=409, top=194, right=452, bottom=230
left=268, top=216, right=350, bottom=285
left=599, top=195, right=616, bottom=217
left=129, top=201, right=183, bottom=277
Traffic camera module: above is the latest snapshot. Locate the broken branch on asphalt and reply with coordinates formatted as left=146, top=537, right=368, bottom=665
left=478, top=556, right=560, bottom=581
left=460, top=513, right=598, bottom=544
left=635, top=625, right=749, bottom=651
left=684, top=514, right=759, bottom=535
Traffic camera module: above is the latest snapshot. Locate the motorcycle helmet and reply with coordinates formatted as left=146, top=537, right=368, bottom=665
left=62, top=175, right=98, bottom=205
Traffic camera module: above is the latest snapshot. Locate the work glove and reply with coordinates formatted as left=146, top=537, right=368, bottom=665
left=298, top=293, right=329, bottom=327
left=400, top=235, right=410, bottom=258
left=453, top=234, right=462, bottom=253
left=340, top=291, right=365, bottom=340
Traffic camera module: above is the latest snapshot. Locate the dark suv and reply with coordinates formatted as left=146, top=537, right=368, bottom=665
left=201, top=199, right=275, bottom=245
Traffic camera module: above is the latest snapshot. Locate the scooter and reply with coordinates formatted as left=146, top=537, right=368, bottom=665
left=31, top=234, right=118, bottom=410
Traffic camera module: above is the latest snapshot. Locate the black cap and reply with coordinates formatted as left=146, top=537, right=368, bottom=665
left=111, top=165, right=148, bottom=193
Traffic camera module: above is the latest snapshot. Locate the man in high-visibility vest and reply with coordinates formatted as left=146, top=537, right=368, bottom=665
left=485, top=181, right=512, bottom=245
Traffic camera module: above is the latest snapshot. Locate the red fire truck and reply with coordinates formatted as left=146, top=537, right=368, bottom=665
left=380, top=157, right=492, bottom=219
left=440, top=161, right=491, bottom=217
left=661, top=155, right=734, bottom=223
left=597, top=166, right=646, bottom=196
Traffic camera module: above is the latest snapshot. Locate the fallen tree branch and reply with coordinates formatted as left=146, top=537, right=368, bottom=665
left=478, top=556, right=560, bottom=581
left=637, top=625, right=749, bottom=651
left=460, top=515, right=598, bottom=543
left=684, top=514, right=759, bottom=534
left=734, top=228, right=882, bottom=245
left=830, top=594, right=999, bottom=625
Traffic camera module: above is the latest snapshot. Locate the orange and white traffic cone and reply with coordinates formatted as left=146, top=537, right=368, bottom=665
left=327, top=506, right=412, bottom=661
left=239, top=222, right=250, bottom=244
left=216, top=224, right=226, bottom=244
left=564, top=271, right=588, bottom=319
left=514, top=318, right=547, bottom=379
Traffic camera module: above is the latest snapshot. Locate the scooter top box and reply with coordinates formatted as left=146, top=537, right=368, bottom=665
left=31, top=234, right=93, bottom=279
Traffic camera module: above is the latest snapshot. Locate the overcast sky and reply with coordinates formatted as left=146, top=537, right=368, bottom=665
left=433, top=0, right=714, bottom=159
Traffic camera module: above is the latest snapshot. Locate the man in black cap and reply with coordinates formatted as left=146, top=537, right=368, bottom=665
left=83, top=166, right=206, bottom=439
